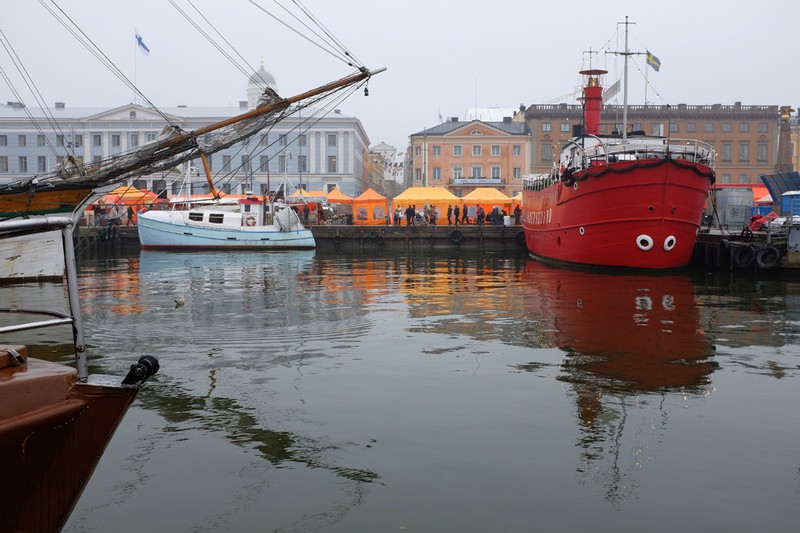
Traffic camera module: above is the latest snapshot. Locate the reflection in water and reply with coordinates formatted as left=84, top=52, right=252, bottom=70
left=519, top=262, right=717, bottom=507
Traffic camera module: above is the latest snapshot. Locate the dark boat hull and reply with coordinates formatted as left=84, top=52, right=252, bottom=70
left=0, top=358, right=140, bottom=533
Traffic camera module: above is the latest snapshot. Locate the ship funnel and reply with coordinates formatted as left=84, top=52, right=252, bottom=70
left=579, top=69, right=607, bottom=135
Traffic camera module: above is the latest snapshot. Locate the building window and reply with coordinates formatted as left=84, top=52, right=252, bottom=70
left=542, top=122, right=551, bottom=132
left=145, top=132, right=157, bottom=142
left=18, top=134, right=26, bottom=147
left=739, top=143, right=749, bottom=161
left=686, top=123, right=696, bottom=133
left=38, top=134, right=46, bottom=147
left=56, top=134, right=65, bottom=146
left=471, top=166, right=482, bottom=179
left=298, top=155, right=307, bottom=172
left=92, top=134, right=101, bottom=147
left=512, top=145, right=521, bottom=156
left=472, top=145, right=481, bottom=156
left=453, top=166, right=463, bottom=179
left=721, top=143, right=731, bottom=162
left=704, top=123, right=714, bottom=132
left=92, top=156, right=101, bottom=164
left=669, top=123, right=679, bottom=133
left=432, top=167, right=441, bottom=181
left=758, top=142, right=768, bottom=162
left=415, top=146, right=421, bottom=156
left=298, top=134, right=306, bottom=147
left=278, top=154, right=286, bottom=172
left=513, top=167, right=521, bottom=179
left=722, top=123, right=732, bottom=133
left=0, top=156, right=7, bottom=172
left=542, top=143, right=552, bottom=161
left=241, top=154, right=250, bottom=173
left=470, top=129, right=482, bottom=135
left=721, top=173, right=731, bottom=183
left=327, top=134, right=337, bottom=147
left=18, top=156, right=27, bottom=172
left=130, top=133, right=139, bottom=147
left=222, top=155, right=231, bottom=172
left=650, top=123, right=664, bottom=136
left=415, top=168, right=422, bottom=181
left=561, top=123, right=570, bottom=132
left=279, top=134, right=287, bottom=146
left=74, top=135, right=82, bottom=148
left=739, top=174, right=750, bottom=183
left=205, top=155, right=213, bottom=171
left=259, top=156, right=269, bottom=172
left=260, top=133, right=269, bottom=146
left=758, top=122, right=768, bottom=133
left=491, top=145, right=500, bottom=156
left=38, top=156, right=47, bottom=172
left=739, top=122, right=750, bottom=133
left=327, top=155, right=337, bottom=172
left=491, top=166, right=501, bottom=179
left=111, top=134, right=120, bottom=147
left=0, top=135, right=6, bottom=146
left=453, top=145, right=462, bottom=156
left=432, top=146, right=441, bottom=156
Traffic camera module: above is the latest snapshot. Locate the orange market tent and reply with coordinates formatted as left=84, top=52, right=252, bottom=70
left=393, top=186, right=460, bottom=221
left=326, top=188, right=353, bottom=204
left=462, top=187, right=513, bottom=218
left=352, top=188, right=389, bottom=225
left=290, top=188, right=327, bottom=202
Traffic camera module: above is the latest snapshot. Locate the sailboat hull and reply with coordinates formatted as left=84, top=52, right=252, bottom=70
left=138, top=210, right=316, bottom=250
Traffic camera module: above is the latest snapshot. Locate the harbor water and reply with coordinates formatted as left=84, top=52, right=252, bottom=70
left=4, top=247, right=798, bottom=532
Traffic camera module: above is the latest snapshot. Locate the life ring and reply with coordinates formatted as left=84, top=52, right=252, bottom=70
left=375, top=235, right=385, bottom=245
left=740, top=228, right=753, bottom=242
left=369, top=230, right=379, bottom=239
left=756, top=245, right=781, bottom=270
left=245, top=216, right=256, bottom=227
left=732, top=245, right=756, bottom=269
left=449, top=229, right=464, bottom=244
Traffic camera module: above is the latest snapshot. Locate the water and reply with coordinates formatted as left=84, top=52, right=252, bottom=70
left=5, top=248, right=798, bottom=532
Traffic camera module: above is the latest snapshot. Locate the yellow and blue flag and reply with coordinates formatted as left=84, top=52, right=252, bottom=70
left=646, top=50, right=660, bottom=72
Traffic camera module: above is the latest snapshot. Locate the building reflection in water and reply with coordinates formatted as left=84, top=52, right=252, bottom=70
left=519, top=262, right=717, bottom=506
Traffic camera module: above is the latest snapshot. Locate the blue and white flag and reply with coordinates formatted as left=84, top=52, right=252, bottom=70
left=136, top=32, right=150, bottom=56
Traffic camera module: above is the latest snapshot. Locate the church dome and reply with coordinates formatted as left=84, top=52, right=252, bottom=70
left=248, top=64, right=277, bottom=91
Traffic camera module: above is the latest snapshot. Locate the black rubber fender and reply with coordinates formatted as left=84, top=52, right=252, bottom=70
left=732, top=244, right=757, bottom=269
left=756, top=245, right=781, bottom=270
left=448, top=229, right=464, bottom=244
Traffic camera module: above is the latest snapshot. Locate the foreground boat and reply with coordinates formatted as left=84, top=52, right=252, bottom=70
left=138, top=196, right=315, bottom=250
left=521, top=33, right=715, bottom=270
left=0, top=216, right=159, bottom=532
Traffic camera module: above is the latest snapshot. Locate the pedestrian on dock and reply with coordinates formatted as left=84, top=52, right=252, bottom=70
left=453, top=205, right=460, bottom=226
left=447, top=205, right=453, bottom=224
left=126, top=205, right=135, bottom=226
left=303, top=204, right=310, bottom=224
left=405, top=205, right=414, bottom=226
left=514, top=205, right=522, bottom=225
left=461, top=206, right=469, bottom=225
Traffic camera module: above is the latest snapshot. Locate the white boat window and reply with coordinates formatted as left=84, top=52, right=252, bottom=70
left=209, top=214, right=225, bottom=224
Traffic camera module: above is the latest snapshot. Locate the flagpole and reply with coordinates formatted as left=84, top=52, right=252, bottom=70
left=644, top=64, right=649, bottom=108
left=134, top=28, right=138, bottom=105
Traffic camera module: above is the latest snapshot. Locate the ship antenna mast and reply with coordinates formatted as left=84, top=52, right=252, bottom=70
left=619, top=16, right=635, bottom=141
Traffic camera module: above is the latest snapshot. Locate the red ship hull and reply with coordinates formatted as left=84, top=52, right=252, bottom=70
left=521, top=157, right=713, bottom=270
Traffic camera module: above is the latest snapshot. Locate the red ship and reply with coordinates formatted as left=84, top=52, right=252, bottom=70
left=521, top=64, right=715, bottom=270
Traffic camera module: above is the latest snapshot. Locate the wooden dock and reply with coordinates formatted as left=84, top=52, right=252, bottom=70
left=74, top=223, right=528, bottom=254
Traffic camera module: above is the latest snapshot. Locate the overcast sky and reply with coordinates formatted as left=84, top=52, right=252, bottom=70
left=3, top=0, right=799, bottom=152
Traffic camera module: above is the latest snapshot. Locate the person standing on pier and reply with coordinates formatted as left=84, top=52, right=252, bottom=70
left=461, top=206, right=469, bottom=225
left=453, top=205, right=460, bottom=226
left=405, top=204, right=414, bottom=226
left=447, top=205, right=453, bottom=224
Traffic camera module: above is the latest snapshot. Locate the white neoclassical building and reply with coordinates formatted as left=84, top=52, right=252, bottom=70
left=0, top=64, right=377, bottom=197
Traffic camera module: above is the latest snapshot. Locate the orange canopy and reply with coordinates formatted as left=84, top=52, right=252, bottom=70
left=352, top=188, right=389, bottom=225
left=326, top=188, right=353, bottom=204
